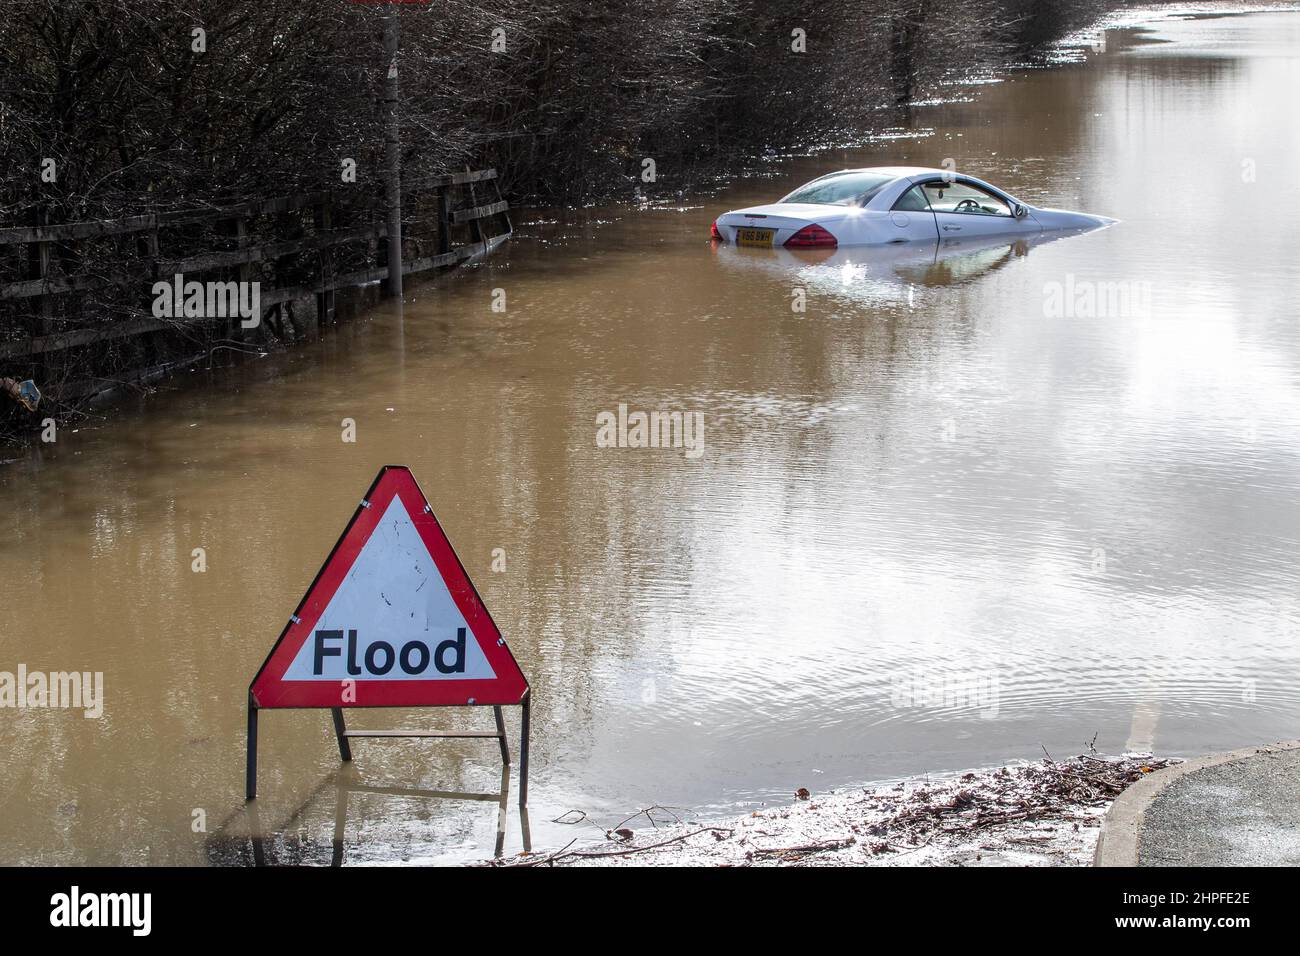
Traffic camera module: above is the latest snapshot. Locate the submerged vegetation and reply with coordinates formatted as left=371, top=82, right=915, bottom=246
left=1, top=0, right=1122, bottom=212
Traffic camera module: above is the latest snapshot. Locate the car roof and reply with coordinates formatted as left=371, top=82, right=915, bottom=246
left=809, top=166, right=950, bottom=180
left=800, top=166, right=1020, bottom=205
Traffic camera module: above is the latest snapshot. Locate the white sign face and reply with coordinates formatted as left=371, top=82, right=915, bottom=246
left=282, top=497, right=496, bottom=682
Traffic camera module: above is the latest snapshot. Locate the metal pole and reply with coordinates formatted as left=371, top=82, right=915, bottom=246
left=245, top=694, right=259, bottom=801
left=493, top=763, right=509, bottom=859
left=331, top=707, right=353, bottom=762
left=382, top=10, right=403, bottom=298
left=519, top=692, right=531, bottom=808
left=493, top=704, right=510, bottom=766
left=518, top=803, right=532, bottom=853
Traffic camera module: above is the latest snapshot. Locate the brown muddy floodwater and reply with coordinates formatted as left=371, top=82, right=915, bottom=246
left=3, top=10, right=1300, bottom=864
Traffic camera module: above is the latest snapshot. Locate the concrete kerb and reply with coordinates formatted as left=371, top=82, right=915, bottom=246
left=1094, top=738, right=1300, bottom=867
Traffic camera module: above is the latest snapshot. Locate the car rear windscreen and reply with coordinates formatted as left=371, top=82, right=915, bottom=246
left=779, top=172, right=897, bottom=206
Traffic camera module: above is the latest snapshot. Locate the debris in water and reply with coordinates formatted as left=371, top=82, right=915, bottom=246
left=0, top=378, right=40, bottom=411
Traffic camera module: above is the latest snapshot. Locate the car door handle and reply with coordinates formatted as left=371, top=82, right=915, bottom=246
left=943, top=224, right=961, bottom=232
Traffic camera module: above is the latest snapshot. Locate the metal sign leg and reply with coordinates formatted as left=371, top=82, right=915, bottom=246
left=246, top=695, right=259, bottom=801
left=331, top=707, right=353, bottom=762
left=250, top=696, right=532, bottom=809
left=519, top=693, right=531, bottom=809
left=492, top=705, right=511, bottom=765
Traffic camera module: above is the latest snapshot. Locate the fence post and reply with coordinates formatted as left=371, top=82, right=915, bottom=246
left=492, top=175, right=512, bottom=236
left=465, top=166, right=486, bottom=249
left=235, top=214, right=253, bottom=342
left=316, top=197, right=336, bottom=327
left=27, top=208, right=53, bottom=335
left=382, top=11, right=403, bottom=298
left=437, top=185, right=451, bottom=256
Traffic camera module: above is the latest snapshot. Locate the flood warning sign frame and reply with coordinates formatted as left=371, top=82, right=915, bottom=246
left=244, top=465, right=531, bottom=807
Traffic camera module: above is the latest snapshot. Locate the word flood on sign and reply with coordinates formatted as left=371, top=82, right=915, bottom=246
left=245, top=465, right=531, bottom=806
left=310, top=627, right=468, bottom=677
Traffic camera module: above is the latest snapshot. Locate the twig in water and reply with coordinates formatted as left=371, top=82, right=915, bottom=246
left=749, top=837, right=855, bottom=859
left=560, top=827, right=735, bottom=861
left=611, top=804, right=686, bottom=831
left=518, top=839, right=576, bottom=867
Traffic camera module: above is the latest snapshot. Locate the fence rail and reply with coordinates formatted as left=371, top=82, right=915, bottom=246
left=0, top=170, right=511, bottom=362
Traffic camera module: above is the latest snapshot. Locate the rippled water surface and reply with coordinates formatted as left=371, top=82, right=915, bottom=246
left=3, top=11, right=1300, bottom=864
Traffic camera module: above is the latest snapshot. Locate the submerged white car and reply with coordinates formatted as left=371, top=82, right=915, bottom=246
left=710, top=167, right=1114, bottom=248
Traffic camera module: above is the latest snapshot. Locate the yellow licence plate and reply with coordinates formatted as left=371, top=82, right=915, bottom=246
left=736, top=227, right=774, bottom=248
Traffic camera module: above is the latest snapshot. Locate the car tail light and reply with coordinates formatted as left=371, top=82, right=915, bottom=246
left=783, top=224, right=837, bottom=249
left=710, top=220, right=724, bottom=241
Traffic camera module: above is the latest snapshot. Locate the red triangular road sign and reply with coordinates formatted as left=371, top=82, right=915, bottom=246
left=249, top=465, right=528, bottom=708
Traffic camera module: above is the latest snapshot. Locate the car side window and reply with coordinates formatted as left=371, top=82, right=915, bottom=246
left=892, top=184, right=932, bottom=212
left=921, top=181, right=1012, bottom=217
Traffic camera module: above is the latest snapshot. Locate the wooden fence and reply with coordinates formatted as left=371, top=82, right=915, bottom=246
left=0, top=169, right=511, bottom=368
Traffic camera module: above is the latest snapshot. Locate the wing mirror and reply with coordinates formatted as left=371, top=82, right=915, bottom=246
left=1013, top=203, right=1029, bottom=219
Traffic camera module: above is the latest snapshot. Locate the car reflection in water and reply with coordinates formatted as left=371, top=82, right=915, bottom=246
left=711, top=224, right=1113, bottom=305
